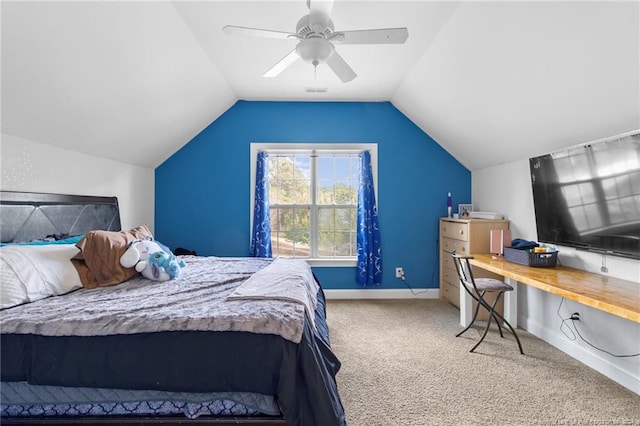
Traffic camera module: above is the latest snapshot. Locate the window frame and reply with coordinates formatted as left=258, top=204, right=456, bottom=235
left=250, top=143, right=378, bottom=267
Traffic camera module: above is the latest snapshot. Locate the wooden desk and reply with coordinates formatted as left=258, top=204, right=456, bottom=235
left=467, top=253, right=640, bottom=326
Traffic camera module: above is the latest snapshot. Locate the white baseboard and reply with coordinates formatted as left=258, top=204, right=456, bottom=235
left=520, top=315, right=640, bottom=395
left=324, top=288, right=440, bottom=299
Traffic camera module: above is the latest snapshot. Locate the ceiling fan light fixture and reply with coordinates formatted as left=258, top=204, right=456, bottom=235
left=296, top=38, right=335, bottom=66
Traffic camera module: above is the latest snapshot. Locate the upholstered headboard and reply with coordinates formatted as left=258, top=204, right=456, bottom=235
left=0, top=191, right=121, bottom=243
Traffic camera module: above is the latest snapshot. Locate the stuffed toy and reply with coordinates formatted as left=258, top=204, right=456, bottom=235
left=120, top=237, right=184, bottom=281
left=147, top=250, right=185, bottom=280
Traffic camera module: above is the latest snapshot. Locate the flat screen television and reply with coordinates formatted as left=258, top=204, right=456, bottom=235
left=529, top=130, right=640, bottom=260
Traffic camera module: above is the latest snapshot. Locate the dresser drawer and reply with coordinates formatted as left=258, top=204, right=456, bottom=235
left=441, top=237, right=470, bottom=254
left=441, top=281, right=460, bottom=308
left=442, top=253, right=455, bottom=271
left=442, top=266, right=459, bottom=289
left=442, top=254, right=459, bottom=286
left=441, top=221, right=469, bottom=241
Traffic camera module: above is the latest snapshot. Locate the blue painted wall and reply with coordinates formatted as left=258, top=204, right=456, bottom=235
left=155, top=101, right=470, bottom=290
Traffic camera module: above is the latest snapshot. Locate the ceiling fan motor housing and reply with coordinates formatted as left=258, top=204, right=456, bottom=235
left=296, top=12, right=334, bottom=39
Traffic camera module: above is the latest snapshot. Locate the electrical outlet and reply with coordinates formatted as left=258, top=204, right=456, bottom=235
left=395, top=267, right=404, bottom=278
left=575, top=307, right=583, bottom=319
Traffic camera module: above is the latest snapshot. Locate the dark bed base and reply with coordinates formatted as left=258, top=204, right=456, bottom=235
left=1, top=416, right=286, bottom=425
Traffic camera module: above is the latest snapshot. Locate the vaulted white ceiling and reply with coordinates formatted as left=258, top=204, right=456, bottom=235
left=2, top=1, right=639, bottom=170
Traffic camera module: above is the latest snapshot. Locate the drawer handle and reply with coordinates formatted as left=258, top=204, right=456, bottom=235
left=459, top=230, right=464, bottom=235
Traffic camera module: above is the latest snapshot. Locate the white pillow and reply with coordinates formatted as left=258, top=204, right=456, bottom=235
left=0, top=245, right=82, bottom=309
left=0, top=257, right=29, bottom=309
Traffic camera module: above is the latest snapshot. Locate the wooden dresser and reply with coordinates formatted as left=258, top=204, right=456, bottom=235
left=439, top=218, right=509, bottom=308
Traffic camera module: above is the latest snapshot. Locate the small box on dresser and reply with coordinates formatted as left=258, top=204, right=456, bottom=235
left=439, top=218, right=510, bottom=314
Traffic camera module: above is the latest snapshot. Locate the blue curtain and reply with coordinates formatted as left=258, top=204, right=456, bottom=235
left=251, top=152, right=272, bottom=257
left=357, top=151, right=382, bottom=286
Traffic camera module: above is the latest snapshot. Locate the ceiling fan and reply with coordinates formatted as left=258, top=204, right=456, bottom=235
left=223, top=0, right=409, bottom=83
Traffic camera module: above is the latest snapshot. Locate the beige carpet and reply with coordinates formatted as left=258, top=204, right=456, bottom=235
left=326, top=299, right=640, bottom=426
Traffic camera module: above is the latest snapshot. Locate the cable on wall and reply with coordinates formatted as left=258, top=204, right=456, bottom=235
left=600, top=254, right=608, bottom=273
left=399, top=239, right=439, bottom=296
left=571, top=322, right=639, bottom=358
left=557, top=298, right=577, bottom=341
left=557, top=298, right=640, bottom=358
left=400, top=276, right=430, bottom=296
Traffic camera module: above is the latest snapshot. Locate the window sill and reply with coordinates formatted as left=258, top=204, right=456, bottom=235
left=305, top=258, right=357, bottom=268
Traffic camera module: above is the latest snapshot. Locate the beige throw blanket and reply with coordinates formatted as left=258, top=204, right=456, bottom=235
left=227, top=258, right=319, bottom=331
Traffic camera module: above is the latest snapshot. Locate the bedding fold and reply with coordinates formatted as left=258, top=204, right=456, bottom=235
left=227, top=258, right=319, bottom=331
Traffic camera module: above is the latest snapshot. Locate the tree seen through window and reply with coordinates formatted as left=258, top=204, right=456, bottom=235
left=268, top=153, right=358, bottom=258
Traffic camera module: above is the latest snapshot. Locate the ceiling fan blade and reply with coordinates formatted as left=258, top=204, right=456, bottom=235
left=263, top=49, right=300, bottom=78
left=307, top=0, right=334, bottom=16
left=335, top=28, right=409, bottom=44
left=223, top=25, right=294, bottom=40
left=326, top=51, right=357, bottom=83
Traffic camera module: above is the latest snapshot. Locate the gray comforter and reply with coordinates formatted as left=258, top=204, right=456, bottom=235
left=0, top=256, right=315, bottom=343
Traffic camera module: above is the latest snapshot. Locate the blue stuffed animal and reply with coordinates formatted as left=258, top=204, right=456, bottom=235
left=120, top=238, right=185, bottom=281
left=148, top=250, right=186, bottom=280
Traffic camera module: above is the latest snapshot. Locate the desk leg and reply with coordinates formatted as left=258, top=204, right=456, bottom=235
left=460, top=283, right=472, bottom=327
left=504, top=277, right=518, bottom=328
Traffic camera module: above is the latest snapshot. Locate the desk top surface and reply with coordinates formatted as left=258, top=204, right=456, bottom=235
left=469, top=253, right=640, bottom=323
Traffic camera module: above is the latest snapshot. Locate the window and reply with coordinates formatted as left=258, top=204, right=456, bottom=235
left=250, top=144, right=377, bottom=266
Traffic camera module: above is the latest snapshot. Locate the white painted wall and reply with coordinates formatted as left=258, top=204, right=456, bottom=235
left=473, top=159, right=640, bottom=394
left=0, top=133, right=154, bottom=232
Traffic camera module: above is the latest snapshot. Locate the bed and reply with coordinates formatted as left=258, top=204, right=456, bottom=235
left=0, top=191, right=346, bottom=426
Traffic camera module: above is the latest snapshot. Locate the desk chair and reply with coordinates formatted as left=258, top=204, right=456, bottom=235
left=451, top=253, right=524, bottom=354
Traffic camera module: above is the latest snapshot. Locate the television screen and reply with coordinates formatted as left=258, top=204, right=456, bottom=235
left=529, top=131, right=640, bottom=260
